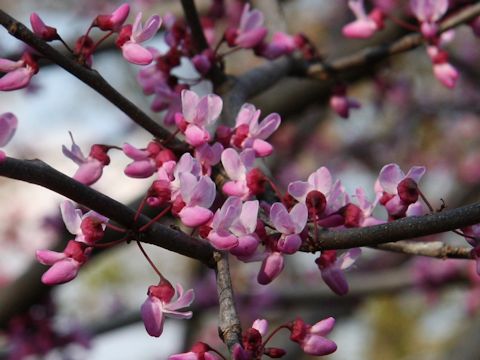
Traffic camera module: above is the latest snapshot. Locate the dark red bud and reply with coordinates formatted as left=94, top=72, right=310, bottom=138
left=289, top=318, right=307, bottom=343
left=215, top=125, right=233, bottom=147
left=89, top=145, right=110, bottom=165
left=306, top=190, right=327, bottom=218
left=191, top=341, right=211, bottom=354
left=171, top=197, right=186, bottom=217
left=146, top=141, right=162, bottom=156
left=264, top=347, right=287, bottom=358
left=243, top=328, right=263, bottom=352
left=64, top=240, right=88, bottom=263
left=246, top=168, right=266, bottom=196
left=315, top=250, right=337, bottom=270
left=148, top=281, right=175, bottom=302
left=397, top=178, right=419, bottom=204
left=340, top=203, right=363, bottom=228
left=155, top=149, right=176, bottom=167
left=379, top=192, right=393, bottom=206
left=80, top=217, right=104, bottom=244
left=115, top=25, right=132, bottom=47
left=231, top=124, right=249, bottom=148
left=198, top=224, right=212, bottom=238
left=147, top=180, right=171, bottom=207
left=369, top=8, right=385, bottom=29
left=224, top=27, right=238, bottom=47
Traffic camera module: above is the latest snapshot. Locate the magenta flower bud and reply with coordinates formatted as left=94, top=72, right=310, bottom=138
left=30, top=13, right=59, bottom=41
left=257, top=252, right=284, bottom=285
left=94, top=3, right=130, bottom=32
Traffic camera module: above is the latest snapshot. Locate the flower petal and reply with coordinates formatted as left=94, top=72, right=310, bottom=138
left=141, top=296, right=165, bottom=337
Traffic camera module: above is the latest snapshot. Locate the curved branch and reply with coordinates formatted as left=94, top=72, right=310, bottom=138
left=301, top=204, right=480, bottom=252
left=0, top=10, right=187, bottom=153
left=374, top=241, right=472, bottom=259
left=0, top=157, right=214, bottom=265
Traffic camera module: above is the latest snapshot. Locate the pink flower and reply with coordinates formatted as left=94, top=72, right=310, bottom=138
left=375, top=163, right=426, bottom=218
left=329, top=85, right=361, bottom=119
left=257, top=251, right=285, bottom=285
left=270, top=202, right=307, bottom=254
left=194, top=142, right=223, bottom=176
left=141, top=281, right=194, bottom=337
left=410, top=0, right=448, bottom=39
left=207, top=196, right=260, bottom=255
left=169, top=342, right=221, bottom=360
left=123, top=141, right=176, bottom=178
left=36, top=240, right=91, bottom=285
left=315, top=248, right=361, bottom=295
left=116, top=13, right=161, bottom=65
left=225, top=4, right=267, bottom=49
left=221, top=148, right=256, bottom=199
left=93, top=3, right=130, bottom=32
left=427, top=45, right=459, bottom=89
left=176, top=90, right=222, bottom=147
left=0, top=53, right=38, bottom=91
left=176, top=173, right=216, bottom=227
left=259, top=32, right=299, bottom=59
left=30, top=13, right=59, bottom=41
left=60, top=200, right=109, bottom=245
left=289, top=317, right=337, bottom=356
left=342, top=0, right=384, bottom=39
left=62, top=133, right=110, bottom=186
left=231, top=104, right=281, bottom=157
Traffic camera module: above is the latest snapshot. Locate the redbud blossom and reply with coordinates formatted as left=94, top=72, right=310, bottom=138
left=343, top=0, right=384, bottom=39
left=232, top=103, right=281, bottom=157
left=141, top=281, right=194, bottom=337
left=329, top=85, right=361, bottom=119
left=93, top=3, right=130, bottom=32
left=270, top=202, right=308, bottom=254
left=410, top=0, right=448, bottom=39
left=316, top=248, right=361, bottom=295
left=116, top=13, right=161, bottom=65
left=62, top=134, right=110, bottom=186
left=60, top=200, right=108, bottom=245
left=30, top=13, right=59, bottom=41
left=225, top=4, right=267, bottom=49
left=289, top=317, right=337, bottom=356
left=177, top=90, right=222, bottom=147
left=169, top=342, right=221, bottom=360
left=36, top=240, right=91, bottom=285
left=0, top=53, right=38, bottom=91
left=375, top=163, right=426, bottom=218
left=258, top=32, right=299, bottom=60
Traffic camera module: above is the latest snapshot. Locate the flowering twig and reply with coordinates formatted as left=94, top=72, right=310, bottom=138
left=0, top=10, right=187, bottom=153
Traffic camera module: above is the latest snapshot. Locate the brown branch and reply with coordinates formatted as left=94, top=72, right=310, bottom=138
left=301, top=203, right=480, bottom=252
left=214, top=251, right=242, bottom=352
left=374, top=241, right=473, bottom=259
left=180, top=0, right=227, bottom=88
left=0, top=10, right=187, bottom=153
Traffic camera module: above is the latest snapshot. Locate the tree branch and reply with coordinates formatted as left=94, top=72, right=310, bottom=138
left=301, top=204, right=480, bottom=252
left=374, top=241, right=472, bottom=259
left=214, top=251, right=242, bottom=352
left=0, top=10, right=187, bottom=153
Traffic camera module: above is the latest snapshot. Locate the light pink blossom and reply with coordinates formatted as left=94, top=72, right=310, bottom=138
left=410, top=0, right=448, bottom=39
left=0, top=53, right=38, bottom=91
left=141, top=281, right=194, bottom=337
left=30, top=12, right=59, bottom=41
left=225, top=4, right=267, bottom=49
left=116, top=13, right=161, bottom=65
left=289, top=317, right=337, bottom=356
left=176, top=90, right=222, bottom=147
left=60, top=200, right=108, bottom=245
left=231, top=103, right=281, bottom=157
left=221, top=148, right=256, bottom=199
left=62, top=133, right=110, bottom=186
left=270, top=202, right=307, bottom=254
left=36, top=240, right=90, bottom=285
left=342, top=0, right=384, bottom=39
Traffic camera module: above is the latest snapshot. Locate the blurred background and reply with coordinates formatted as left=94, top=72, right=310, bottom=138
left=1, top=0, right=480, bottom=359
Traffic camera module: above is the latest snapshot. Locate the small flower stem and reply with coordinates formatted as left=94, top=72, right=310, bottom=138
left=92, top=235, right=128, bottom=248
left=57, top=35, right=73, bottom=53
left=213, top=37, right=225, bottom=55
left=91, top=30, right=114, bottom=53
left=134, top=194, right=148, bottom=222
left=386, top=14, right=419, bottom=32
left=139, top=205, right=172, bottom=232
left=262, top=324, right=290, bottom=348
left=267, top=178, right=283, bottom=203
left=452, top=229, right=477, bottom=242
left=105, top=223, right=127, bottom=233
left=418, top=188, right=434, bottom=212
left=209, top=348, right=227, bottom=360
left=136, top=240, right=163, bottom=279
